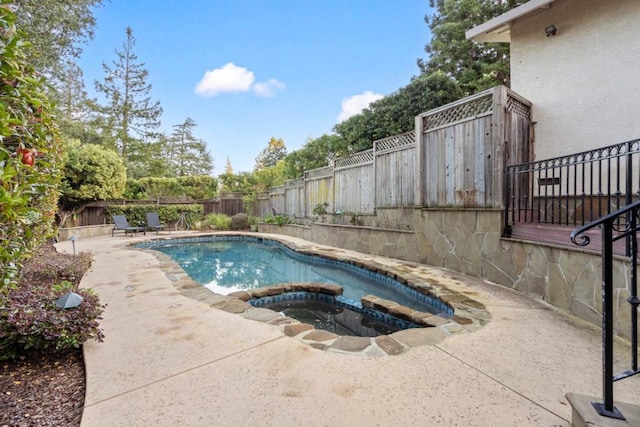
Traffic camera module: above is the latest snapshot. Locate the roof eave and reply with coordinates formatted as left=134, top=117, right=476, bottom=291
left=466, top=0, right=557, bottom=43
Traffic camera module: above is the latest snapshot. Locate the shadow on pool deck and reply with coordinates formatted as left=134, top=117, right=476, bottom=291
left=55, top=232, right=640, bottom=427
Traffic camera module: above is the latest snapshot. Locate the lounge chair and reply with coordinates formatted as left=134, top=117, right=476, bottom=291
left=145, top=212, right=166, bottom=234
left=111, top=215, right=146, bottom=237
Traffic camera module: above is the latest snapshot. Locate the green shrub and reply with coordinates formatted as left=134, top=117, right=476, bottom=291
left=0, top=7, right=64, bottom=287
left=263, top=214, right=291, bottom=226
left=60, top=141, right=127, bottom=208
left=105, top=204, right=204, bottom=229
left=138, top=176, right=218, bottom=201
left=0, top=280, right=105, bottom=360
left=201, top=213, right=232, bottom=230
left=123, top=179, right=146, bottom=199
left=176, top=176, right=218, bottom=200
left=231, top=212, right=249, bottom=230
left=312, top=202, right=329, bottom=215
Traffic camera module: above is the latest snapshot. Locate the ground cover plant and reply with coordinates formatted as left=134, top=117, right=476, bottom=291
left=0, top=242, right=97, bottom=426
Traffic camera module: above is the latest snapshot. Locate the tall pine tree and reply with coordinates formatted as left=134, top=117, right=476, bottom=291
left=418, top=0, right=526, bottom=95
left=168, top=117, right=214, bottom=176
left=94, top=26, right=163, bottom=176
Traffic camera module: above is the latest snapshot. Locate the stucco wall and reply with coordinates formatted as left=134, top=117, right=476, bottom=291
left=510, top=0, right=640, bottom=160
left=259, top=208, right=633, bottom=339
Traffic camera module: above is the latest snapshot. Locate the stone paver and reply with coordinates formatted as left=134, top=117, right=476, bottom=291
left=390, top=326, right=447, bottom=347
left=283, top=323, right=314, bottom=337
left=328, top=336, right=373, bottom=352
left=374, top=335, right=405, bottom=355
left=303, top=330, right=338, bottom=342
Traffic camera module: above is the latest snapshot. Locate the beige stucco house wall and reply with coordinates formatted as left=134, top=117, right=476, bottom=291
left=468, top=0, right=640, bottom=161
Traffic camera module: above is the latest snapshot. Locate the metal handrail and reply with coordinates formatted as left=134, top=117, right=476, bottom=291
left=570, top=199, right=640, bottom=420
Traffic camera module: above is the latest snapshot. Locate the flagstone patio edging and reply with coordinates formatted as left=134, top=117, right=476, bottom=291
left=134, top=232, right=491, bottom=356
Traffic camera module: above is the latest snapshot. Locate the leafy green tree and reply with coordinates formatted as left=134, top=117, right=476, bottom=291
left=11, top=0, right=104, bottom=80
left=224, top=157, right=233, bottom=175
left=53, top=59, right=90, bottom=121
left=60, top=141, right=126, bottom=208
left=125, top=133, right=168, bottom=179
left=252, top=161, right=286, bottom=192
left=51, top=59, right=111, bottom=147
left=138, top=177, right=184, bottom=202
left=333, top=71, right=462, bottom=152
left=140, top=133, right=173, bottom=178
left=138, top=176, right=218, bottom=202
left=283, top=134, right=343, bottom=179
left=255, top=137, right=287, bottom=170
left=218, top=171, right=256, bottom=194
left=176, top=176, right=218, bottom=199
left=418, top=0, right=526, bottom=95
left=168, top=117, right=214, bottom=176
left=0, top=5, right=64, bottom=286
left=94, top=26, right=163, bottom=175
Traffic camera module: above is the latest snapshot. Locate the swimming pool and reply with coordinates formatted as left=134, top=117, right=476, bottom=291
left=138, top=235, right=452, bottom=316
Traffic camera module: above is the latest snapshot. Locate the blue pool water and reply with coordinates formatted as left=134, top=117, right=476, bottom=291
left=141, top=236, right=450, bottom=315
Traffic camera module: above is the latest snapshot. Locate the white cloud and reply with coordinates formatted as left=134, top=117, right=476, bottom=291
left=194, top=63, right=255, bottom=97
left=194, top=63, right=285, bottom=98
left=337, top=91, right=384, bottom=122
left=253, top=78, right=286, bottom=97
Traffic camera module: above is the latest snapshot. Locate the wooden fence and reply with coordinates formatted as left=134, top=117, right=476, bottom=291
left=375, top=131, right=416, bottom=207
left=417, top=85, right=531, bottom=208
left=66, top=86, right=532, bottom=225
left=258, top=85, right=532, bottom=217
left=67, top=193, right=246, bottom=227
left=334, top=149, right=375, bottom=214
left=203, top=193, right=245, bottom=216
left=304, top=166, right=334, bottom=215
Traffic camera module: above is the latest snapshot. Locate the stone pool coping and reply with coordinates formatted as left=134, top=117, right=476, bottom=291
left=134, top=231, right=491, bottom=356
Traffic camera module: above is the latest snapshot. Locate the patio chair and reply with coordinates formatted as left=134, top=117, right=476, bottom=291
left=145, top=212, right=167, bottom=234
left=111, top=215, right=146, bottom=237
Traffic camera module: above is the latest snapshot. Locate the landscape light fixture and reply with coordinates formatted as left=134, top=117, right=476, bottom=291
left=69, top=235, right=78, bottom=255
left=545, top=25, right=557, bottom=37
left=55, top=291, right=84, bottom=309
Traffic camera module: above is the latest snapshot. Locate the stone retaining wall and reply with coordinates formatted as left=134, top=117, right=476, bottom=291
left=58, top=224, right=113, bottom=241
left=259, top=207, right=634, bottom=339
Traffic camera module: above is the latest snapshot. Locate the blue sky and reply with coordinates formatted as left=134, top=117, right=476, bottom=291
left=77, top=1, right=433, bottom=173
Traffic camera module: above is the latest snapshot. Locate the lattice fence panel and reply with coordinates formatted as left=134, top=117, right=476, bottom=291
left=334, top=149, right=374, bottom=169
left=423, top=94, right=493, bottom=131
left=285, top=177, right=304, bottom=187
left=375, top=131, right=415, bottom=153
left=270, top=185, right=285, bottom=195
left=305, top=166, right=333, bottom=180
left=506, top=96, right=531, bottom=119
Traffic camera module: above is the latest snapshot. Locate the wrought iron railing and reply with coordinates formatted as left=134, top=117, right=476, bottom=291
left=504, top=138, right=640, bottom=236
left=570, top=200, right=640, bottom=420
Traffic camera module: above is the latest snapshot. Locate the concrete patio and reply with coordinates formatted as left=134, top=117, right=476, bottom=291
left=55, top=232, right=639, bottom=426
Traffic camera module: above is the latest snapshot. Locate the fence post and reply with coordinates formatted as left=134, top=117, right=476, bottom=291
left=626, top=140, right=633, bottom=256
left=373, top=138, right=377, bottom=211
left=503, top=165, right=512, bottom=237
left=590, top=220, right=625, bottom=419
left=492, top=86, right=507, bottom=209
left=415, top=114, right=424, bottom=206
